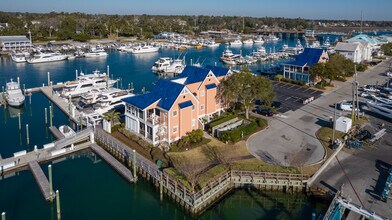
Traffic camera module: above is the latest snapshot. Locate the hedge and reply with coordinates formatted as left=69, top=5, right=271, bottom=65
left=208, top=114, right=237, bottom=132
left=221, top=120, right=258, bottom=143
left=118, top=127, right=153, bottom=150
left=256, top=118, right=268, bottom=128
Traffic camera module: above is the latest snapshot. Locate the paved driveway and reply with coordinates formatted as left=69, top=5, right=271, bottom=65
left=247, top=58, right=392, bottom=167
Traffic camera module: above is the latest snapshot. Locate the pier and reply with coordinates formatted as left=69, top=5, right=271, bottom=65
left=90, top=144, right=135, bottom=183
left=49, top=126, right=65, bottom=140
left=28, top=161, right=55, bottom=201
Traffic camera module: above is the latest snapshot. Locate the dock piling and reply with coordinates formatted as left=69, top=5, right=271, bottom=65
left=133, top=150, right=137, bottom=180
left=68, top=95, right=71, bottom=114
left=26, top=124, right=30, bottom=145
left=56, top=190, right=61, bottom=220
left=47, top=72, right=51, bottom=87
left=45, top=108, right=48, bottom=124
left=48, top=165, right=53, bottom=198
left=18, top=113, right=21, bottom=130
left=29, top=93, right=31, bottom=104
left=1, top=212, right=5, bottom=220
left=49, top=106, right=53, bottom=127
left=17, top=77, right=20, bottom=87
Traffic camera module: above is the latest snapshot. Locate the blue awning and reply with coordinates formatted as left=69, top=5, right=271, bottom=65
left=205, top=83, right=217, bottom=90
left=179, top=100, right=193, bottom=109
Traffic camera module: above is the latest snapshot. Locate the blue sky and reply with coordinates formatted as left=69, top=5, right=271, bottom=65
left=1, top=0, right=391, bottom=20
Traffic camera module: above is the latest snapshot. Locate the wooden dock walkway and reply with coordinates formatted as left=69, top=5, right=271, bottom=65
left=49, top=126, right=65, bottom=140
left=39, top=86, right=81, bottom=124
left=28, top=161, right=55, bottom=201
left=90, top=143, right=135, bottom=183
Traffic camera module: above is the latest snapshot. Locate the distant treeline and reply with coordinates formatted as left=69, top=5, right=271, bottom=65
left=0, top=11, right=391, bottom=41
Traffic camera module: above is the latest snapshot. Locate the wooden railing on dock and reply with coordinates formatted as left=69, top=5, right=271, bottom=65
left=94, top=127, right=310, bottom=214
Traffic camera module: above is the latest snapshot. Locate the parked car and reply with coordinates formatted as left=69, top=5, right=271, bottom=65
left=253, top=106, right=274, bottom=117
left=339, top=100, right=359, bottom=111
left=385, top=71, right=392, bottom=77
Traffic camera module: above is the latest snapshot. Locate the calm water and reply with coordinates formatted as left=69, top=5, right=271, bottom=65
left=0, top=41, right=328, bottom=219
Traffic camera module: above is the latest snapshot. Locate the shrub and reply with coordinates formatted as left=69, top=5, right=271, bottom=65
left=118, top=127, right=153, bottom=150
left=274, top=75, right=284, bottom=81
left=111, top=123, right=124, bottom=132
left=187, top=129, right=204, bottom=143
left=256, top=118, right=268, bottom=128
left=208, top=114, right=237, bottom=132
left=356, top=63, right=368, bottom=72
left=221, top=120, right=258, bottom=143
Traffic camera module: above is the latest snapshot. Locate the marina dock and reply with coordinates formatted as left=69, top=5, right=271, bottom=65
left=28, top=161, right=55, bottom=201
left=90, top=143, right=135, bottom=183
left=49, top=126, right=65, bottom=140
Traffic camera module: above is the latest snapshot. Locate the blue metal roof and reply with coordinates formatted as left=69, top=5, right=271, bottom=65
left=205, top=65, right=230, bottom=77
left=205, top=83, right=217, bottom=90
left=179, top=66, right=211, bottom=85
left=285, top=48, right=324, bottom=67
left=178, top=100, right=193, bottom=109
left=123, top=79, right=185, bottom=111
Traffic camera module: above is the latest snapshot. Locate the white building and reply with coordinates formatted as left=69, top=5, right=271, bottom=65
left=0, top=35, right=32, bottom=51
left=335, top=42, right=363, bottom=63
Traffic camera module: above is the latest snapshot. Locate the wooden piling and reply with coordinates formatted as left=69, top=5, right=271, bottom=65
left=56, top=190, right=61, bottom=220
left=45, top=108, right=48, bottom=124
left=26, top=124, right=29, bottom=145
left=1, top=212, right=5, bottom=220
left=48, top=165, right=53, bottom=198
left=49, top=106, right=53, bottom=127
left=18, top=113, right=21, bottom=130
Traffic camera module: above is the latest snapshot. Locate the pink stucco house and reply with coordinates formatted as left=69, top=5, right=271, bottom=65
left=122, top=65, right=232, bottom=146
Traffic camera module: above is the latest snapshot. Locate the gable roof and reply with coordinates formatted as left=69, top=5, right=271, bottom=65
left=123, top=79, right=185, bottom=111
left=178, top=66, right=211, bottom=85
left=335, top=42, right=361, bottom=52
left=285, top=48, right=325, bottom=67
left=0, top=35, right=30, bottom=43
left=204, top=65, right=230, bottom=77
left=347, top=34, right=378, bottom=45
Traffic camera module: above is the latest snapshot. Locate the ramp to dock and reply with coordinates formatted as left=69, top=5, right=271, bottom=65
left=49, top=126, right=65, bottom=140
left=90, top=144, right=134, bottom=183
left=28, top=161, right=55, bottom=201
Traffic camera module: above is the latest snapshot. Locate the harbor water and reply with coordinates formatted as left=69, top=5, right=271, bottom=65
left=0, top=41, right=329, bottom=219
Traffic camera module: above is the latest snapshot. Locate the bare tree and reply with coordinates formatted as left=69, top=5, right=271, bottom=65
left=171, top=155, right=199, bottom=192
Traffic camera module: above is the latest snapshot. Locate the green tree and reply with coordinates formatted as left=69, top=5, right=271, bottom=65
left=103, top=111, right=120, bottom=126
left=219, top=68, right=275, bottom=119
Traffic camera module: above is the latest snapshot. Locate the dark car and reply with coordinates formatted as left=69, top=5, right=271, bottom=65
left=253, top=106, right=274, bottom=117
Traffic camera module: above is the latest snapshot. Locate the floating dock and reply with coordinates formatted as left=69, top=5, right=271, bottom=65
left=90, top=143, right=135, bottom=183
left=49, top=126, right=65, bottom=140
left=28, top=161, right=55, bottom=201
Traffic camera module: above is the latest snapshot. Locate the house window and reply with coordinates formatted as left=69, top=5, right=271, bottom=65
left=200, top=90, right=205, bottom=97
left=173, top=126, right=178, bottom=133
left=200, top=105, right=204, bottom=110
left=192, top=119, right=196, bottom=127
left=173, top=110, right=178, bottom=117
left=138, top=109, right=144, bottom=120
left=192, top=105, right=195, bottom=111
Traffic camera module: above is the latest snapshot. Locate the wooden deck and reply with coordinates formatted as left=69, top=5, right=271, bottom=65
left=90, top=143, right=135, bottom=183
left=28, top=161, right=55, bottom=201
left=49, top=126, right=65, bottom=140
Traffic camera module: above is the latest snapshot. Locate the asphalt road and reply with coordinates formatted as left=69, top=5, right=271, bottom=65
left=247, top=58, right=392, bottom=168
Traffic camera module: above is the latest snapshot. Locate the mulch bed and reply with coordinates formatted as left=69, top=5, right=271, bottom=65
left=111, top=131, right=154, bottom=161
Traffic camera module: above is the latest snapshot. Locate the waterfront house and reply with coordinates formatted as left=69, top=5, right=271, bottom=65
left=0, top=35, right=31, bottom=51
left=283, top=48, right=329, bottom=84
left=122, top=66, right=232, bottom=146
left=335, top=42, right=363, bottom=63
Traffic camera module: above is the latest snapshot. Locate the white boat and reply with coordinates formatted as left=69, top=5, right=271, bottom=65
left=152, top=57, right=173, bottom=72
left=253, top=37, right=264, bottom=44
left=366, top=101, right=392, bottom=119
left=310, top=41, right=321, bottom=48
left=266, top=34, right=279, bottom=42
left=61, top=71, right=117, bottom=97
left=242, top=39, right=253, bottom=45
left=153, top=58, right=185, bottom=73
left=58, top=125, right=76, bottom=137
left=230, top=39, right=243, bottom=46
left=5, top=79, right=25, bottom=107
left=130, top=45, right=159, bottom=54
left=323, top=37, right=331, bottom=48
left=372, top=96, right=392, bottom=105
left=84, top=47, right=108, bottom=58
left=11, top=51, right=30, bottom=63
left=26, top=52, right=68, bottom=64
left=206, top=41, right=220, bottom=48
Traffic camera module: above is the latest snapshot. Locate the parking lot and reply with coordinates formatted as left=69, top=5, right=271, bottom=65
left=272, top=82, right=324, bottom=113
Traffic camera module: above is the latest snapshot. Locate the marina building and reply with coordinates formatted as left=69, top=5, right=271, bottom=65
left=0, top=35, right=32, bottom=51
left=335, top=42, right=364, bottom=63
left=122, top=65, right=232, bottom=146
left=283, top=48, right=329, bottom=84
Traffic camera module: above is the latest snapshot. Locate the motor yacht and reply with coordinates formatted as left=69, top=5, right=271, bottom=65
left=153, top=58, right=185, bottom=74
left=230, top=39, right=243, bottom=46
left=242, top=39, right=253, bottom=45
left=253, top=37, right=264, bottom=44
left=206, top=41, right=220, bottom=48
left=152, top=57, right=173, bottom=72
left=84, top=47, right=108, bottom=58
left=61, top=71, right=117, bottom=97
left=130, top=45, right=159, bottom=54
left=11, top=51, right=30, bottom=63
left=366, top=101, right=392, bottom=119
left=5, top=79, right=25, bottom=107
left=27, top=52, right=68, bottom=64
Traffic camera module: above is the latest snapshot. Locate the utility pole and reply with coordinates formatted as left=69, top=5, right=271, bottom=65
left=332, top=103, right=336, bottom=143
left=355, top=67, right=360, bottom=120
left=351, top=75, right=356, bottom=122
left=360, top=11, right=363, bottom=34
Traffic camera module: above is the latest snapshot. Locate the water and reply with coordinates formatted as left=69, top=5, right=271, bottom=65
left=0, top=41, right=329, bottom=219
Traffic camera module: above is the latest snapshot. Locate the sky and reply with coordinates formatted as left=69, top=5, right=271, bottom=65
left=1, top=0, right=392, bottom=21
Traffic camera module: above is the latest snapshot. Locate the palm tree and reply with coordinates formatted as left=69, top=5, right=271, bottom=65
left=103, top=110, right=120, bottom=126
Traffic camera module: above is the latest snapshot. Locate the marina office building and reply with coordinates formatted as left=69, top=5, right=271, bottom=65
left=0, top=35, right=32, bottom=51
left=122, top=65, right=231, bottom=146
left=283, top=48, right=329, bottom=84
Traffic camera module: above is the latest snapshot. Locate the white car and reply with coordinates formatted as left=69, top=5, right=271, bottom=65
left=363, top=85, right=380, bottom=93
left=339, top=101, right=359, bottom=112
left=385, top=71, right=392, bottom=77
